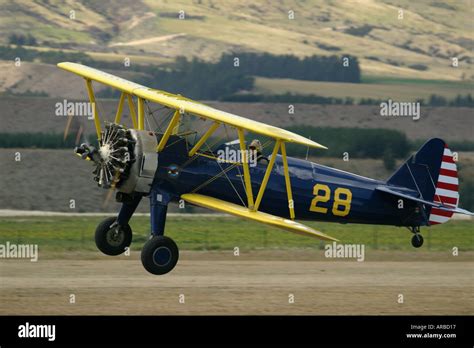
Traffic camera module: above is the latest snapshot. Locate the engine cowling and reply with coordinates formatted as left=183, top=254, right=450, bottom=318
left=75, top=123, right=158, bottom=194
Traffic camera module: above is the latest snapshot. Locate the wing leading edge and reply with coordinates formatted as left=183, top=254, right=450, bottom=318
left=57, top=62, right=327, bottom=150
left=181, top=193, right=339, bottom=241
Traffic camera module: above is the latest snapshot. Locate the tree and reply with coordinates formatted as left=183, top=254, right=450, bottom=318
left=383, top=148, right=396, bottom=171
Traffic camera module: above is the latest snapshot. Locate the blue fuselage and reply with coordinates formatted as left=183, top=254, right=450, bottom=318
left=153, top=136, right=424, bottom=227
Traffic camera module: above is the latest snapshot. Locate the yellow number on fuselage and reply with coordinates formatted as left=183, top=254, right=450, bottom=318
left=309, top=184, right=330, bottom=213
left=309, top=185, right=352, bottom=217
left=332, top=187, right=352, bottom=217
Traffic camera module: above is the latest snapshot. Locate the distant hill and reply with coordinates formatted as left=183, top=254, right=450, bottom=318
left=0, top=0, right=472, bottom=81
left=1, top=96, right=473, bottom=142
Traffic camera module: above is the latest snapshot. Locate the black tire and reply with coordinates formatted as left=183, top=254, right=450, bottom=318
left=141, top=236, right=179, bottom=275
left=95, top=217, right=132, bottom=256
left=411, top=234, right=424, bottom=248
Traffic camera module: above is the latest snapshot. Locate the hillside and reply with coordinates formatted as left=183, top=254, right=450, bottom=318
left=0, top=0, right=472, bottom=81
left=1, top=96, right=473, bottom=141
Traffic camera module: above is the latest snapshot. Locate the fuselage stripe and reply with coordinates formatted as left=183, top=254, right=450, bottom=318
left=430, top=208, right=454, bottom=218
left=429, top=145, right=458, bottom=226
left=429, top=214, right=450, bottom=223
left=437, top=175, right=459, bottom=185
left=439, top=168, right=457, bottom=178
left=433, top=196, right=458, bottom=206
left=440, top=162, right=456, bottom=171
left=442, top=155, right=455, bottom=163
left=436, top=181, right=459, bottom=191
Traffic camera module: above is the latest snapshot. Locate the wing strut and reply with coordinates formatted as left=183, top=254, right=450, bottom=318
left=157, top=110, right=181, bottom=151
left=188, top=121, right=220, bottom=156
left=254, top=140, right=280, bottom=211
left=114, top=92, right=126, bottom=124
left=126, top=94, right=138, bottom=128
left=237, top=128, right=255, bottom=210
left=137, top=97, right=145, bottom=130
left=84, top=79, right=101, bottom=140
left=281, top=142, right=295, bottom=220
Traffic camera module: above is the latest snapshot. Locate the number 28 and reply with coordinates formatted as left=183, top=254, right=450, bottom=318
left=309, top=184, right=352, bottom=217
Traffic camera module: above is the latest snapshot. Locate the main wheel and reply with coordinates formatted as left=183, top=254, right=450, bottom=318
left=95, top=217, right=132, bottom=256
left=411, top=234, right=424, bottom=248
left=141, top=236, right=179, bottom=275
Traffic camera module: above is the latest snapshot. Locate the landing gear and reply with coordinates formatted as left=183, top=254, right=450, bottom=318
left=410, top=226, right=423, bottom=248
left=95, top=217, right=132, bottom=255
left=140, top=188, right=180, bottom=275
left=141, top=236, right=179, bottom=275
left=411, top=234, right=424, bottom=248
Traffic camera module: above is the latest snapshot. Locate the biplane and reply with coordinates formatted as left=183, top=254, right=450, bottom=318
left=58, top=62, right=473, bottom=275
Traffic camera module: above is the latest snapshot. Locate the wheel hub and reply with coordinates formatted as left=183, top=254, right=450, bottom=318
left=106, top=228, right=125, bottom=247
left=98, top=143, right=112, bottom=162
left=152, top=246, right=172, bottom=266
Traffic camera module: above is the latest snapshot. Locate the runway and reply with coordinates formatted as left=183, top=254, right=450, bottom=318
left=1, top=251, right=472, bottom=315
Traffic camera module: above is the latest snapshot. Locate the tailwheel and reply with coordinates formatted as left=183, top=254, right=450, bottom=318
left=410, top=226, right=423, bottom=248
left=95, top=217, right=132, bottom=255
left=141, top=236, right=179, bottom=275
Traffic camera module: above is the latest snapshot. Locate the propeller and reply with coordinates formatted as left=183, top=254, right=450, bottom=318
left=74, top=123, right=136, bottom=209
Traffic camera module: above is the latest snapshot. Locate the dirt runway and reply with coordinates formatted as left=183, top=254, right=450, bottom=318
left=1, top=251, right=472, bottom=315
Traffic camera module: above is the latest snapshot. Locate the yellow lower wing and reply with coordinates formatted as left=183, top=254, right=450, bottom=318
left=181, top=193, right=338, bottom=242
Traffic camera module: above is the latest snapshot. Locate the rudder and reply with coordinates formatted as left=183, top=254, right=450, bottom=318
left=386, top=138, right=459, bottom=225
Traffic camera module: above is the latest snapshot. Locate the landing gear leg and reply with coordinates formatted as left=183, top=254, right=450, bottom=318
left=141, top=190, right=179, bottom=275
left=410, top=226, right=424, bottom=248
left=95, top=193, right=142, bottom=255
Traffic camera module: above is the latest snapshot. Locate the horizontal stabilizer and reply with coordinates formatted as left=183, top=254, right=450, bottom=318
left=376, top=185, right=473, bottom=216
left=181, top=193, right=338, bottom=242
left=385, top=139, right=465, bottom=225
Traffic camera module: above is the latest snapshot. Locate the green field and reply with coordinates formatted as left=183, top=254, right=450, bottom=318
left=0, top=216, right=471, bottom=252
left=254, top=77, right=473, bottom=102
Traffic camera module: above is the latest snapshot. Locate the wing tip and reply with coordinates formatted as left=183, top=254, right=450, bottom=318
left=321, top=234, right=339, bottom=242
left=306, top=139, right=328, bottom=150
left=57, top=61, right=74, bottom=70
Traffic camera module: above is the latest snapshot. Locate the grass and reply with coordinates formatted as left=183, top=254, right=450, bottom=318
left=0, top=216, right=471, bottom=252
left=253, top=77, right=473, bottom=102
left=361, top=75, right=473, bottom=86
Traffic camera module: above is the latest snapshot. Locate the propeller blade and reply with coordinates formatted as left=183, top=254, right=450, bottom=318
left=102, top=171, right=121, bottom=208
left=63, top=114, right=74, bottom=141
left=75, top=124, right=84, bottom=146
left=102, top=187, right=115, bottom=209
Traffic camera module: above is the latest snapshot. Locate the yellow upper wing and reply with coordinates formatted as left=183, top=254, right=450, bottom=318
left=181, top=193, right=338, bottom=242
left=57, top=62, right=327, bottom=149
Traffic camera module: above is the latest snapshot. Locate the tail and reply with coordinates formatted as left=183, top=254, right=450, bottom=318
left=386, top=138, right=459, bottom=225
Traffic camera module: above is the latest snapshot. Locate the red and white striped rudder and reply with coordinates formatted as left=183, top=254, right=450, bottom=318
left=429, top=145, right=459, bottom=225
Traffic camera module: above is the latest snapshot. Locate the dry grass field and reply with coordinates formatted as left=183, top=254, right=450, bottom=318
left=1, top=96, right=473, bottom=141
left=254, top=77, right=473, bottom=102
